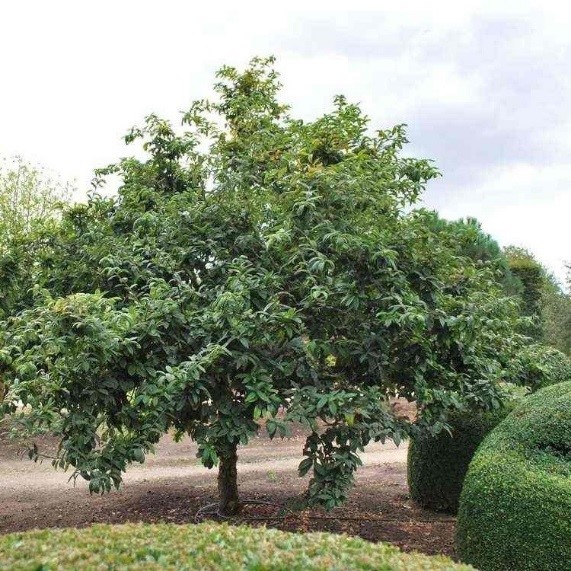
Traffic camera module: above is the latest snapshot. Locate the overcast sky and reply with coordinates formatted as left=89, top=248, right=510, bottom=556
left=1, top=1, right=569, bottom=285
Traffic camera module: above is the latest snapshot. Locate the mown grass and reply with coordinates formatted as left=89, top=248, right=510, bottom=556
left=0, top=522, right=473, bottom=570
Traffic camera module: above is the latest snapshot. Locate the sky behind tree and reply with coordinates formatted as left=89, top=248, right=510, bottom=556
left=1, top=0, right=569, bottom=284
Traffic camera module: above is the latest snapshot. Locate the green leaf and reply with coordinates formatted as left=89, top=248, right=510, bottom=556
left=298, top=457, right=313, bottom=477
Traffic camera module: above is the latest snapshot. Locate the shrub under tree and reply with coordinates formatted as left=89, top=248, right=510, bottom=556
left=407, top=391, right=522, bottom=514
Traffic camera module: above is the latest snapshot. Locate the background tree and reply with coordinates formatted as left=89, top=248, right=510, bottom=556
left=0, top=156, right=72, bottom=318
left=503, top=246, right=571, bottom=354
left=0, top=58, right=523, bottom=515
left=541, top=270, right=571, bottom=356
left=503, top=246, right=546, bottom=340
left=0, top=155, right=72, bottom=247
left=0, top=157, right=72, bottom=399
left=425, top=216, right=522, bottom=298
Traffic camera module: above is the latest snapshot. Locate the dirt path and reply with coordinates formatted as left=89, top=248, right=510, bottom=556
left=0, top=439, right=406, bottom=491
left=0, top=431, right=457, bottom=558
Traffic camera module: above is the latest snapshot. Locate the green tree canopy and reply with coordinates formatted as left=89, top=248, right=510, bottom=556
left=0, top=58, right=523, bottom=515
left=0, top=156, right=72, bottom=318
left=541, top=266, right=571, bottom=356
left=0, top=155, right=72, bottom=248
left=423, top=216, right=522, bottom=298
left=502, top=246, right=571, bottom=354
left=504, top=246, right=546, bottom=339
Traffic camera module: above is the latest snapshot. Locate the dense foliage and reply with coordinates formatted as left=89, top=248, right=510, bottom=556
left=504, top=246, right=571, bottom=353
left=0, top=522, right=474, bottom=570
left=435, top=217, right=522, bottom=298
left=0, top=156, right=72, bottom=318
left=0, top=157, right=72, bottom=401
left=407, top=389, right=522, bottom=513
left=0, top=155, right=71, bottom=249
left=504, top=246, right=545, bottom=339
left=541, top=268, right=571, bottom=356
left=0, top=58, right=523, bottom=514
left=506, top=343, right=571, bottom=392
left=456, top=382, right=571, bottom=571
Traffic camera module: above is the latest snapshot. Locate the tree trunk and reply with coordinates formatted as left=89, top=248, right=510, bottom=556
left=218, top=442, right=240, bottom=516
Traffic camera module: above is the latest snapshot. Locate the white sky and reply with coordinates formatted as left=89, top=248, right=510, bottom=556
left=1, top=0, right=569, bottom=286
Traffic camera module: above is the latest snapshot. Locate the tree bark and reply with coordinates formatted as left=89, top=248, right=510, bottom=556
left=217, top=442, right=240, bottom=516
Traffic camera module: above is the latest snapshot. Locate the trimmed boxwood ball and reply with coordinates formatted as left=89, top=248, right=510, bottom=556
left=456, top=381, right=571, bottom=571
left=0, top=522, right=475, bottom=570
left=407, top=397, right=520, bottom=514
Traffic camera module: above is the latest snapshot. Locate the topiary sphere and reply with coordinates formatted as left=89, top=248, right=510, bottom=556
left=456, top=381, right=571, bottom=571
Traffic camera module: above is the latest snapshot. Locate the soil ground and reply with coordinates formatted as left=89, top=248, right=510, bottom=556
left=0, top=425, right=456, bottom=559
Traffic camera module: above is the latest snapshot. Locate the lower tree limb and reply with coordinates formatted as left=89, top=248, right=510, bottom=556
left=218, top=441, right=240, bottom=516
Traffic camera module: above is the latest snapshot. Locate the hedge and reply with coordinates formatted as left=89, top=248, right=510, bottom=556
left=456, top=381, right=571, bottom=571
left=0, top=522, right=473, bottom=570
left=407, top=394, right=521, bottom=514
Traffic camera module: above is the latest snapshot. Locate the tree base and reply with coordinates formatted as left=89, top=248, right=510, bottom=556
left=194, top=499, right=291, bottom=524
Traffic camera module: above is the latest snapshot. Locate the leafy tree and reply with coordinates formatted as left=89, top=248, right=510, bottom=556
left=0, top=155, right=71, bottom=248
left=503, top=247, right=571, bottom=354
left=504, top=246, right=546, bottom=340
left=506, top=343, right=571, bottom=392
left=0, top=58, right=522, bottom=515
left=541, top=271, right=571, bottom=356
left=0, top=157, right=72, bottom=399
left=425, top=216, right=522, bottom=298
left=0, top=156, right=72, bottom=317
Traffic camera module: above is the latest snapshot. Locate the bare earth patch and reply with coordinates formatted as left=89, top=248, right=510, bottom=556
left=0, top=427, right=456, bottom=558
